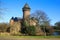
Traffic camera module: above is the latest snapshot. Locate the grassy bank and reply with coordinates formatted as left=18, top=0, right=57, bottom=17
left=0, top=35, right=60, bottom=38
left=12, top=36, right=60, bottom=38
left=0, top=33, right=60, bottom=38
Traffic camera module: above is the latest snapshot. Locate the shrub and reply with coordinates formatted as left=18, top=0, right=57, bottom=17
left=10, top=22, right=20, bottom=36
left=26, top=26, right=36, bottom=35
left=0, top=23, right=9, bottom=32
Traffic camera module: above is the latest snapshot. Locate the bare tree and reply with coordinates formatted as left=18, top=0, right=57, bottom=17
left=0, top=1, right=2, bottom=18
left=0, top=0, right=4, bottom=19
left=30, top=10, right=50, bottom=26
left=30, top=10, right=54, bottom=36
left=55, top=21, right=60, bottom=27
left=0, top=0, right=7, bottom=19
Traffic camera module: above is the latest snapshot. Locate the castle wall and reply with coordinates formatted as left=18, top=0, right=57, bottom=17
left=10, top=20, right=14, bottom=26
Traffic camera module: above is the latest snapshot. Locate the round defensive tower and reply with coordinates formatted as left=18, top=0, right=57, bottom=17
left=22, top=3, right=31, bottom=20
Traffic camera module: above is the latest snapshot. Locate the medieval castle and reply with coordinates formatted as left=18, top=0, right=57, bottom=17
left=10, top=3, right=37, bottom=26
left=9, top=3, right=45, bottom=35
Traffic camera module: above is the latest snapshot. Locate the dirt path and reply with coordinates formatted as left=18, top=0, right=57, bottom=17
left=0, top=37, right=60, bottom=40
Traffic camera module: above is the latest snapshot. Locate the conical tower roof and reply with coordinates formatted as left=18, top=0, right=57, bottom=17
left=22, top=3, right=30, bottom=11
left=23, top=3, right=30, bottom=9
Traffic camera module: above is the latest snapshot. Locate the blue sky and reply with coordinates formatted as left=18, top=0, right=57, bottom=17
left=0, top=0, right=60, bottom=25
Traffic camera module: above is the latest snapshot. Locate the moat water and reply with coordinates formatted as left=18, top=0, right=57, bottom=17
left=52, top=32, right=60, bottom=36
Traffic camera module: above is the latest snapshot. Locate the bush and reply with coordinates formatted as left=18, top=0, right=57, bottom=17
left=0, top=23, right=9, bottom=32
left=10, top=22, right=20, bottom=36
left=22, top=20, right=36, bottom=35
left=26, top=26, right=36, bottom=35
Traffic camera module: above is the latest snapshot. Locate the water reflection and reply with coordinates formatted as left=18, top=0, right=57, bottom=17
left=53, top=32, right=60, bottom=36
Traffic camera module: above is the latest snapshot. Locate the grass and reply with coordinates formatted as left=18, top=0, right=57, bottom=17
left=0, top=33, right=60, bottom=38
left=12, top=36, right=60, bottom=38
left=0, top=35, right=60, bottom=38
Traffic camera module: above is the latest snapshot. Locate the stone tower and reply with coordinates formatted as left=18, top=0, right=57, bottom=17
left=22, top=3, right=30, bottom=20
left=10, top=17, right=14, bottom=26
